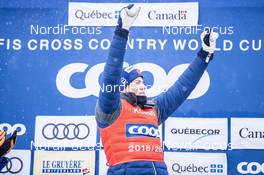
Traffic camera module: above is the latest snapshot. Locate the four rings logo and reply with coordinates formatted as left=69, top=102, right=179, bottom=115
left=56, top=62, right=210, bottom=99
left=0, top=123, right=26, bottom=136
left=0, top=157, right=23, bottom=174
left=42, top=123, right=90, bottom=140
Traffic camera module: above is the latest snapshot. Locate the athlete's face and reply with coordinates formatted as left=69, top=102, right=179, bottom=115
left=125, top=77, right=146, bottom=96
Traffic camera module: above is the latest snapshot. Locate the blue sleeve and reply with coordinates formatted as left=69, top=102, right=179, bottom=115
left=98, top=26, right=128, bottom=114
left=0, top=157, right=8, bottom=171
left=154, top=56, right=208, bottom=123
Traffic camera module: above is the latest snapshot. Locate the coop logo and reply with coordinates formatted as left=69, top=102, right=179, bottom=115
left=75, top=10, right=119, bottom=20
left=0, top=123, right=26, bottom=136
left=237, top=162, right=264, bottom=174
left=148, top=10, right=187, bottom=21
left=172, top=163, right=224, bottom=174
left=56, top=62, right=210, bottom=99
left=126, top=124, right=160, bottom=138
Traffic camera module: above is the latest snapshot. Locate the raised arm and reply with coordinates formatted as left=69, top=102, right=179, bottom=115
left=154, top=30, right=219, bottom=124
left=98, top=27, right=128, bottom=114
left=96, top=5, right=141, bottom=127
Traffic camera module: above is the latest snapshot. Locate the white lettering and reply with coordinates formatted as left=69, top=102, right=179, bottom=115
left=237, top=162, right=264, bottom=174
left=56, top=62, right=210, bottom=99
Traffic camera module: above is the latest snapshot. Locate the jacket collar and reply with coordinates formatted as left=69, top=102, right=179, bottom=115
left=121, top=92, right=155, bottom=109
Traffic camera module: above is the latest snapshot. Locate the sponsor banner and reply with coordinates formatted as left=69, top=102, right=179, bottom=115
left=0, top=149, right=31, bottom=175
left=228, top=150, right=264, bottom=175
left=68, top=2, right=199, bottom=26
left=0, top=123, right=26, bottom=136
left=56, top=62, right=210, bottom=99
left=34, top=116, right=97, bottom=148
left=164, top=117, right=228, bottom=150
left=33, top=150, right=95, bottom=175
left=99, top=150, right=108, bottom=175
left=100, top=124, right=163, bottom=149
left=231, top=118, right=264, bottom=149
left=164, top=152, right=227, bottom=175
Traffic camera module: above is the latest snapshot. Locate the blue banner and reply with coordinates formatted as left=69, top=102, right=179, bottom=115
left=1, top=0, right=264, bottom=174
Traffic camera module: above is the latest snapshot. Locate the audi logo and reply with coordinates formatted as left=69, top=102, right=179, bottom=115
left=0, top=157, right=23, bottom=174
left=42, top=123, right=90, bottom=140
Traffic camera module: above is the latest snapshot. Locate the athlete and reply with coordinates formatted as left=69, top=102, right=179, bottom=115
left=96, top=4, right=219, bottom=175
left=0, top=130, right=17, bottom=171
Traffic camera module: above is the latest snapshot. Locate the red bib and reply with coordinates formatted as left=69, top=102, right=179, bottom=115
left=100, top=99, right=164, bottom=166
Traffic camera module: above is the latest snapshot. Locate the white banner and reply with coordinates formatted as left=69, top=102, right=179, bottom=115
left=164, top=117, right=228, bottom=150
left=68, top=3, right=199, bottom=26
left=33, top=150, right=95, bottom=175
left=34, top=116, right=97, bottom=148
left=0, top=150, right=31, bottom=175
left=164, top=152, right=227, bottom=175
left=231, top=118, right=264, bottom=149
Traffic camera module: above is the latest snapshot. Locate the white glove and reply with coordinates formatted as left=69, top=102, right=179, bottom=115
left=118, top=4, right=141, bottom=31
left=201, top=30, right=219, bottom=54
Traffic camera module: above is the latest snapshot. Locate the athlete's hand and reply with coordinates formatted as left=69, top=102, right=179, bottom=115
left=118, top=4, right=141, bottom=31
left=201, top=30, right=219, bottom=54
left=198, top=29, right=219, bottom=63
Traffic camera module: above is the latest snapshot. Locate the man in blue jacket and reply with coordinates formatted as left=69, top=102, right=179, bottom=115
left=96, top=5, right=219, bottom=175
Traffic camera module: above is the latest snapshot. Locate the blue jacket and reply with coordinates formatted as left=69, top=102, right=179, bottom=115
left=96, top=26, right=209, bottom=175
left=0, top=157, right=8, bottom=171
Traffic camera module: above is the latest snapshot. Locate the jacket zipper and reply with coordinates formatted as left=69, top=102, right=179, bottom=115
left=152, top=162, right=157, bottom=175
